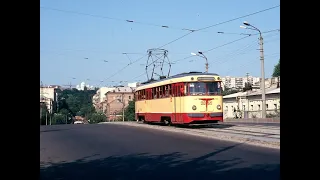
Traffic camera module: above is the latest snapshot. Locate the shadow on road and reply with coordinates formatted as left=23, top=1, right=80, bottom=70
left=40, top=124, right=106, bottom=133
left=40, top=129, right=72, bottom=133
left=40, top=143, right=279, bottom=180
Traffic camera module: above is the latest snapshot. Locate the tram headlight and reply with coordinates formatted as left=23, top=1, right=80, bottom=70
left=192, top=105, right=197, bottom=110
left=216, top=105, right=221, bottom=110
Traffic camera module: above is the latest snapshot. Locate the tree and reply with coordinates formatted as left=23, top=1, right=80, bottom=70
left=272, top=59, right=280, bottom=77
left=52, top=113, right=66, bottom=125
left=56, top=88, right=97, bottom=120
left=222, top=87, right=238, bottom=96
left=242, top=82, right=252, bottom=92
left=88, top=112, right=107, bottom=124
left=124, top=99, right=135, bottom=121
left=40, top=103, right=49, bottom=125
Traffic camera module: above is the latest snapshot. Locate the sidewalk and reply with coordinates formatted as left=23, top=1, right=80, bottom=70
left=223, top=118, right=280, bottom=123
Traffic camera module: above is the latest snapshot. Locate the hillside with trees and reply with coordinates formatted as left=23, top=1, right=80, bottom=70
left=40, top=88, right=106, bottom=125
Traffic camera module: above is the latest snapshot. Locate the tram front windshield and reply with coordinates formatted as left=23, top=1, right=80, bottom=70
left=188, top=82, right=222, bottom=95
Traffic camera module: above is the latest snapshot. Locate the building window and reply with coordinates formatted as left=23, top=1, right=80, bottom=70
left=258, top=104, right=260, bottom=110
left=226, top=106, right=228, bottom=111
left=243, top=105, right=245, bottom=111
left=251, top=105, right=253, bottom=110
left=266, top=104, right=269, bottom=109
left=274, top=104, right=277, bottom=110
left=129, top=96, right=131, bottom=99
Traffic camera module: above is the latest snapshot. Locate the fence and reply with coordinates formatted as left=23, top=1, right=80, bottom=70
left=223, top=108, right=280, bottom=122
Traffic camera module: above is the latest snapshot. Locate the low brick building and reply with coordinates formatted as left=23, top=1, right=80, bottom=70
left=103, top=87, right=134, bottom=121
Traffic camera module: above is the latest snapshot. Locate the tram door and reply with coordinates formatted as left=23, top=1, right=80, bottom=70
left=173, top=83, right=184, bottom=123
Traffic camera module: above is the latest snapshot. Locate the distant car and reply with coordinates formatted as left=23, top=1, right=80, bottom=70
left=74, top=121, right=84, bottom=124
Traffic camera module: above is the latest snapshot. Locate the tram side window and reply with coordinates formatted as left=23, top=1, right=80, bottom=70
left=164, top=85, right=168, bottom=97
left=152, top=88, right=156, bottom=99
left=185, top=83, right=189, bottom=95
left=168, top=84, right=172, bottom=97
left=147, top=89, right=151, bottom=100
left=142, top=89, right=145, bottom=100
left=180, top=84, right=185, bottom=96
left=172, top=84, right=176, bottom=97
left=159, top=86, right=164, bottom=98
left=137, top=91, right=141, bottom=100
left=157, top=87, right=160, bottom=99
left=176, top=84, right=181, bottom=97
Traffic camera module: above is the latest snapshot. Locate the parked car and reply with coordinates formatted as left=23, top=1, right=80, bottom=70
left=74, top=121, right=84, bottom=124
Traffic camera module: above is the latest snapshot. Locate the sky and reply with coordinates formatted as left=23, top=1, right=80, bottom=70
left=40, top=0, right=280, bottom=87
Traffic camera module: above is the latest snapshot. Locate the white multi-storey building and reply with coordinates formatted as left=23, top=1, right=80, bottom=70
left=40, top=86, right=59, bottom=113
left=221, top=76, right=260, bottom=89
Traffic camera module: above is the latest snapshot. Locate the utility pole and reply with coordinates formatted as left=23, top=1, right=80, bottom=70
left=122, top=93, right=125, bottom=122
left=191, top=51, right=208, bottom=73
left=246, top=73, right=250, bottom=118
left=40, top=81, right=43, bottom=125
left=46, top=112, right=48, bottom=125
left=240, top=21, right=266, bottom=118
left=259, top=33, right=266, bottom=118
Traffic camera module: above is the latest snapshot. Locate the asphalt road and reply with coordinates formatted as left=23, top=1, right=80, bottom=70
left=40, top=124, right=280, bottom=180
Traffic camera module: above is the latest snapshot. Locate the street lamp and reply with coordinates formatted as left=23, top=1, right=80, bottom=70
left=240, top=21, right=266, bottom=118
left=191, top=51, right=209, bottom=73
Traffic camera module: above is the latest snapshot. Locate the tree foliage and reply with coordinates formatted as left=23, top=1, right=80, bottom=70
left=222, top=87, right=239, bottom=96
left=242, top=82, right=252, bottom=92
left=272, top=59, right=280, bottom=77
left=52, top=113, right=66, bottom=125
left=40, top=103, right=49, bottom=125
left=124, top=99, right=135, bottom=121
left=88, top=112, right=107, bottom=124
left=57, top=89, right=96, bottom=117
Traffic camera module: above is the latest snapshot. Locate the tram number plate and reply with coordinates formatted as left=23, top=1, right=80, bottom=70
left=201, top=101, right=212, bottom=105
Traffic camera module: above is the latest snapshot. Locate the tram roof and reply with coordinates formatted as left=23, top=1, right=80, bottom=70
left=137, top=72, right=220, bottom=89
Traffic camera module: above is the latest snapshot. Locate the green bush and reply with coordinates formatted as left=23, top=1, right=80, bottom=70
left=88, top=113, right=107, bottom=124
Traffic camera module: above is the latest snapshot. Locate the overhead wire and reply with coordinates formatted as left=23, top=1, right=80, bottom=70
left=104, top=5, right=280, bottom=81
left=42, top=5, right=279, bottom=83
left=224, top=52, right=280, bottom=75
left=130, top=30, right=279, bottom=82
left=172, top=29, right=279, bottom=64
left=207, top=31, right=280, bottom=65
left=40, top=6, right=196, bottom=31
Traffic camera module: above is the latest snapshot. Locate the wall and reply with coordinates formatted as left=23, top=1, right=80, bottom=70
left=105, top=92, right=134, bottom=120
left=40, top=87, right=57, bottom=113
left=223, top=92, right=280, bottom=119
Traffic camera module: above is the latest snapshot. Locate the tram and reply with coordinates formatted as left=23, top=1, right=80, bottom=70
left=135, top=71, right=223, bottom=125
